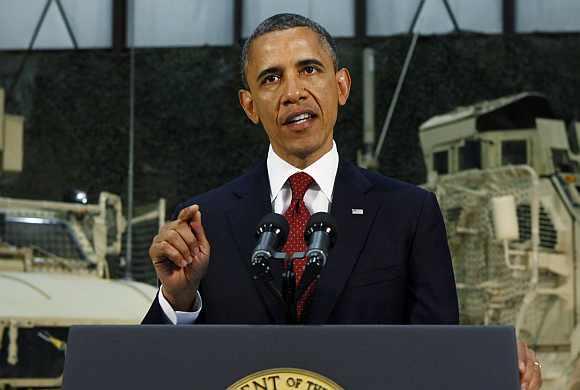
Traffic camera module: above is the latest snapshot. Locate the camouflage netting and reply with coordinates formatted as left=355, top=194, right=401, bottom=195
left=432, top=166, right=561, bottom=336
left=433, top=167, right=535, bottom=324
left=0, top=33, right=579, bottom=213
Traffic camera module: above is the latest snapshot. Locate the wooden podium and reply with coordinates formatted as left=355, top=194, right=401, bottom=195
left=63, top=325, right=520, bottom=389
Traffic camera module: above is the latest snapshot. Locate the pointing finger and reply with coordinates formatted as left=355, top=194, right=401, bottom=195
left=190, top=210, right=210, bottom=254
left=177, top=204, right=199, bottom=223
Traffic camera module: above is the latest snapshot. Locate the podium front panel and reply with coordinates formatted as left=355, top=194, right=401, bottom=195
left=63, top=325, right=519, bottom=390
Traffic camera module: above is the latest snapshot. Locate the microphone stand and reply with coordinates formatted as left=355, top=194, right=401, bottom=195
left=282, top=258, right=297, bottom=324
left=252, top=251, right=303, bottom=324
left=251, top=212, right=336, bottom=324
left=283, top=251, right=322, bottom=325
left=253, top=251, right=324, bottom=325
left=296, top=253, right=322, bottom=299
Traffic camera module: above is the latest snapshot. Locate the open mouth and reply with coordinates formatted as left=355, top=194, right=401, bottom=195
left=283, top=111, right=317, bottom=126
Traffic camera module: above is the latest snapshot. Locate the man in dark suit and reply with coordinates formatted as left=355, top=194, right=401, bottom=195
left=142, top=13, right=542, bottom=389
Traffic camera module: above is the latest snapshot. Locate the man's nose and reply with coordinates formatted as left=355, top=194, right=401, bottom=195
left=281, top=77, right=307, bottom=105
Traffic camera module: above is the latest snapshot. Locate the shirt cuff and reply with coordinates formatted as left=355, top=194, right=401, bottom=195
left=158, top=285, right=202, bottom=325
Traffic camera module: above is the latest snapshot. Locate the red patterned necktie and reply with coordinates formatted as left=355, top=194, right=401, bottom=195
left=282, top=172, right=316, bottom=319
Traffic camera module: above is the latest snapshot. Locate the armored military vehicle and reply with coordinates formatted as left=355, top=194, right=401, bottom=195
left=420, top=92, right=580, bottom=390
left=0, top=192, right=158, bottom=389
left=0, top=86, right=160, bottom=388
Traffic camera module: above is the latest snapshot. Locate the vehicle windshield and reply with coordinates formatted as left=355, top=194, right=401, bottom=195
left=2, top=216, right=85, bottom=260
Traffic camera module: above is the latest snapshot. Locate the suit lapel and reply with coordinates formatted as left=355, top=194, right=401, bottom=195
left=224, top=162, right=286, bottom=323
left=307, top=160, right=381, bottom=324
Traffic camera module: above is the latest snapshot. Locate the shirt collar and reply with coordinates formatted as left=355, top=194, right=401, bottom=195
left=267, top=141, right=339, bottom=202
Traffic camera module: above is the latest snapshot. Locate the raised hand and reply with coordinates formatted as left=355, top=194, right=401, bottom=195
left=149, top=204, right=210, bottom=311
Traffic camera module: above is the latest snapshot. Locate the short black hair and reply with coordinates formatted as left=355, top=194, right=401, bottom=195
left=240, top=13, right=338, bottom=89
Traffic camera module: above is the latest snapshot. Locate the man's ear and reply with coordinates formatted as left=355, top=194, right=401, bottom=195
left=238, top=89, right=260, bottom=124
left=336, top=68, right=352, bottom=106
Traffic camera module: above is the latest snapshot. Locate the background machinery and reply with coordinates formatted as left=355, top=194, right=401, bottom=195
left=420, top=92, right=580, bottom=389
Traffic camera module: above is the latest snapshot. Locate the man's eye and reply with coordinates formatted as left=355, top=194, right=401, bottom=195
left=263, top=74, right=279, bottom=84
left=303, top=66, right=317, bottom=74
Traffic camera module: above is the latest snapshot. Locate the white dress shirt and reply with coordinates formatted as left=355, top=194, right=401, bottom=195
left=158, top=141, right=339, bottom=324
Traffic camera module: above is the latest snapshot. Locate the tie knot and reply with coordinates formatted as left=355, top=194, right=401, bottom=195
left=288, top=172, right=314, bottom=201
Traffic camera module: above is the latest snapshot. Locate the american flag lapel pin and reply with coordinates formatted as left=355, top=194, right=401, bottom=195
left=351, top=208, right=364, bottom=215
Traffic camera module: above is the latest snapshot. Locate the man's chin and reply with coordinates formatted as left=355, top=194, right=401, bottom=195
left=287, top=141, right=331, bottom=162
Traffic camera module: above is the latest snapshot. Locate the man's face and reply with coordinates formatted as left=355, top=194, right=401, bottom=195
left=239, top=27, right=351, bottom=168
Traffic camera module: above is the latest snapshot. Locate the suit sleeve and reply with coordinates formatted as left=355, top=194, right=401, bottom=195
left=141, top=289, right=202, bottom=324
left=141, top=292, right=170, bottom=324
left=406, top=191, right=459, bottom=324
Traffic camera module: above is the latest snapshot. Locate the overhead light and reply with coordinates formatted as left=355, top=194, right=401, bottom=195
left=63, top=189, right=88, bottom=205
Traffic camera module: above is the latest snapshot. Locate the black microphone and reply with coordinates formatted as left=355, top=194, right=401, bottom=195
left=304, top=212, right=338, bottom=273
left=250, top=213, right=289, bottom=280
